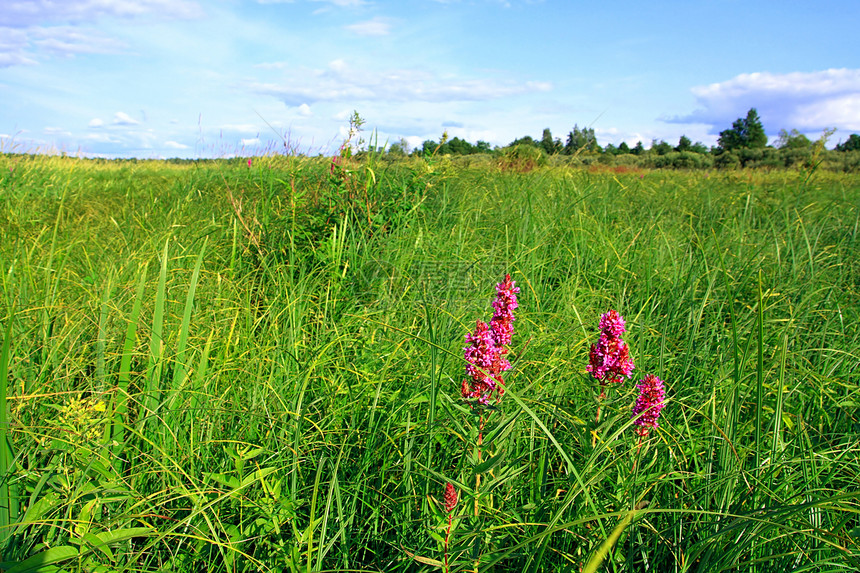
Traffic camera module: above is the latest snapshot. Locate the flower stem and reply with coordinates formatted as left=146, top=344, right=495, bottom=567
left=632, top=434, right=644, bottom=473
left=474, top=413, right=485, bottom=517
left=444, top=513, right=452, bottom=573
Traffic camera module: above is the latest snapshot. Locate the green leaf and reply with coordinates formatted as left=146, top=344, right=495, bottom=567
left=205, top=472, right=240, bottom=490
left=6, top=545, right=79, bottom=573
left=582, top=510, right=636, bottom=573
left=89, top=526, right=153, bottom=547
left=482, top=411, right=521, bottom=448
left=474, top=448, right=506, bottom=474
left=240, top=466, right=278, bottom=489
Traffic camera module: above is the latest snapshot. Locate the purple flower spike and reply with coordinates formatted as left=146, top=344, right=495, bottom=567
left=587, top=310, right=635, bottom=387
left=461, top=274, right=519, bottom=406
left=598, top=309, right=626, bottom=337
left=490, top=274, right=519, bottom=348
left=632, top=374, right=666, bottom=437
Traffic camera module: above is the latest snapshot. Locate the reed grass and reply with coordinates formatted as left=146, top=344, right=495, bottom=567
left=0, top=153, right=858, bottom=571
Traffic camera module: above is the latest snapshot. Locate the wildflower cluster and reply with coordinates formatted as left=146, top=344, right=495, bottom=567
left=461, top=274, right=520, bottom=405
left=631, top=374, right=666, bottom=437
left=39, top=396, right=108, bottom=450
left=587, top=309, right=635, bottom=392
left=587, top=310, right=667, bottom=437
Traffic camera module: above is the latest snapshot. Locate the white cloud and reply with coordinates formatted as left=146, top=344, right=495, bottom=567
left=0, top=26, right=35, bottom=67
left=88, top=118, right=104, bottom=128
left=112, top=111, right=140, bottom=126
left=241, top=138, right=261, bottom=146
left=44, top=127, right=72, bottom=136
left=84, top=132, right=119, bottom=142
left=345, top=17, right=393, bottom=37
left=0, top=51, right=35, bottom=67
left=220, top=123, right=260, bottom=133
left=0, top=0, right=204, bottom=27
left=671, top=68, right=860, bottom=134
left=0, top=0, right=201, bottom=66
left=297, top=103, right=312, bottom=116
left=32, top=26, right=126, bottom=56
left=164, top=140, right=189, bottom=149
left=251, top=60, right=551, bottom=106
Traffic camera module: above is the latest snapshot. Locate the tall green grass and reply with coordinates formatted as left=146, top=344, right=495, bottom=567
left=0, top=153, right=858, bottom=571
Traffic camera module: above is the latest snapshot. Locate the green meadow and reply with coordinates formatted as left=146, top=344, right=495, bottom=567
left=1, top=152, right=859, bottom=572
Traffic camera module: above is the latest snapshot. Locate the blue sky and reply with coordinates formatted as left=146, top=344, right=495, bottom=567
left=2, top=0, right=859, bottom=158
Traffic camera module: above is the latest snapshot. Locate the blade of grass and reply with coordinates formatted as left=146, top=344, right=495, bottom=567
left=0, top=300, right=19, bottom=545
left=112, top=265, right=147, bottom=467
left=138, top=239, right=169, bottom=435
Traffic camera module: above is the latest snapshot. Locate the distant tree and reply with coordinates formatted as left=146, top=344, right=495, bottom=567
left=617, top=141, right=631, bottom=154
left=475, top=140, right=493, bottom=153
left=603, top=143, right=618, bottom=155
left=447, top=137, right=474, bottom=155
left=718, top=108, right=768, bottom=151
left=675, top=135, right=692, bottom=153
left=387, top=138, right=408, bottom=156
left=539, top=128, right=562, bottom=155
left=632, top=141, right=645, bottom=156
left=690, top=141, right=710, bottom=154
left=774, top=129, right=812, bottom=150
left=509, top=135, right=539, bottom=148
left=421, top=140, right=438, bottom=156
left=835, top=133, right=860, bottom=152
left=651, top=139, right=673, bottom=155
left=563, top=125, right=598, bottom=154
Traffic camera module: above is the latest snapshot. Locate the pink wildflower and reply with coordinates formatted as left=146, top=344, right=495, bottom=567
left=598, top=309, right=626, bottom=337
left=461, top=274, right=519, bottom=405
left=631, top=374, right=666, bottom=437
left=587, top=310, right=635, bottom=386
left=462, top=320, right=502, bottom=404
left=247, top=158, right=252, bottom=167
left=490, top=274, right=519, bottom=348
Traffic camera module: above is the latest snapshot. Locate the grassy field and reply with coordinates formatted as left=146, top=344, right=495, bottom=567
left=0, top=153, right=859, bottom=572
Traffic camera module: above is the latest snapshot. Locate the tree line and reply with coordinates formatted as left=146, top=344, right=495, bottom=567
left=385, top=108, right=860, bottom=171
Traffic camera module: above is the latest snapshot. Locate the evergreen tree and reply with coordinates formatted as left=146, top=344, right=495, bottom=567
left=539, top=128, right=561, bottom=154
left=563, top=125, right=598, bottom=154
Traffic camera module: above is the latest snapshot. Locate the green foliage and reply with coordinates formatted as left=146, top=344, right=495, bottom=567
left=0, top=154, right=859, bottom=571
left=718, top=108, right=768, bottom=151
left=675, top=135, right=693, bottom=152
left=563, top=125, right=599, bottom=155
left=498, top=143, right=547, bottom=172
left=539, top=128, right=563, bottom=155
left=650, top=139, right=673, bottom=156
left=836, top=133, right=860, bottom=152
left=775, top=128, right=812, bottom=150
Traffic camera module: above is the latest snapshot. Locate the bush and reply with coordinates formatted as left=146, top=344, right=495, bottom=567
left=714, top=151, right=741, bottom=169
left=497, top=144, right=547, bottom=172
